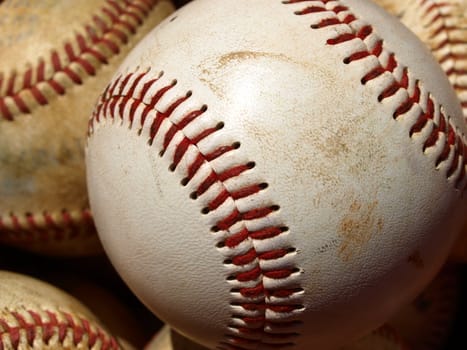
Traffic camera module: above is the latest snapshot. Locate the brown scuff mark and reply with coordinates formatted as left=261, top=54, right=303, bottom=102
left=408, top=250, right=424, bottom=270
left=217, top=51, right=294, bottom=68
left=338, top=200, right=383, bottom=261
left=198, top=50, right=308, bottom=97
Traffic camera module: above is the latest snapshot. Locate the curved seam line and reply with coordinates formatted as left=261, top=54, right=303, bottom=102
left=89, top=73, right=304, bottom=349
left=0, top=0, right=158, bottom=121
left=287, top=0, right=466, bottom=191
left=0, top=208, right=94, bottom=233
left=0, top=309, right=120, bottom=349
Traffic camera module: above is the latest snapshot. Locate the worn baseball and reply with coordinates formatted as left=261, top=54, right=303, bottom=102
left=86, top=0, right=467, bottom=349
left=49, top=275, right=152, bottom=349
left=372, top=0, right=467, bottom=121
left=0, top=0, right=174, bottom=255
left=371, top=0, right=467, bottom=262
left=0, top=270, right=126, bottom=349
left=370, top=0, right=467, bottom=261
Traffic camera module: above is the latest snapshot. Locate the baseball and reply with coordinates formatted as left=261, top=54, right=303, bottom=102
left=0, top=270, right=124, bottom=349
left=371, top=0, right=467, bottom=123
left=86, top=0, right=467, bottom=349
left=0, top=0, right=174, bottom=255
left=40, top=273, right=152, bottom=349
left=371, top=0, right=467, bottom=262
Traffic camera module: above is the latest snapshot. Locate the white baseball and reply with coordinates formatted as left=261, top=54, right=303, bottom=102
left=0, top=0, right=174, bottom=256
left=0, top=270, right=124, bottom=349
left=86, top=0, right=467, bottom=349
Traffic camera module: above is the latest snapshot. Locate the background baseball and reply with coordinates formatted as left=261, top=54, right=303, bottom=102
left=371, top=0, right=466, bottom=120
left=0, top=0, right=174, bottom=256
left=86, top=0, right=467, bottom=349
left=0, top=270, right=125, bottom=349
left=0, top=243, right=164, bottom=350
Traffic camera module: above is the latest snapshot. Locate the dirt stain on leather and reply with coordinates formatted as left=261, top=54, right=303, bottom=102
left=338, top=199, right=383, bottom=261
left=198, top=50, right=308, bottom=97
left=217, top=51, right=293, bottom=67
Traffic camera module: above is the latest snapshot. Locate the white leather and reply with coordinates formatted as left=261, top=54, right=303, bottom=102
left=86, top=0, right=467, bottom=349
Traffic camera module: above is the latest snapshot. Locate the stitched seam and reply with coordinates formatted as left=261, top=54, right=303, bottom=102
left=284, top=0, right=466, bottom=192
left=88, top=70, right=305, bottom=349
left=0, top=309, right=120, bottom=349
left=413, top=0, right=467, bottom=120
left=0, top=209, right=95, bottom=241
left=0, top=0, right=158, bottom=121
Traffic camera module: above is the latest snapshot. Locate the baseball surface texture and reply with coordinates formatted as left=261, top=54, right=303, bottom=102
left=86, top=0, right=467, bottom=349
left=0, top=270, right=124, bottom=349
left=371, top=0, right=467, bottom=263
left=0, top=0, right=174, bottom=255
left=372, top=0, right=467, bottom=122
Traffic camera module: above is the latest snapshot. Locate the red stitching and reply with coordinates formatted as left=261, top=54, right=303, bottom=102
left=88, top=2, right=466, bottom=347
left=0, top=209, right=95, bottom=244
left=413, top=0, right=467, bottom=121
left=88, top=71, right=304, bottom=349
left=0, top=0, right=159, bottom=121
left=423, top=2, right=450, bottom=23
left=286, top=0, right=467, bottom=192
left=0, top=309, right=120, bottom=349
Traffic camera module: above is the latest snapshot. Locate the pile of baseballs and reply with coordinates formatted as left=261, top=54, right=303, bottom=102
left=0, top=0, right=466, bottom=349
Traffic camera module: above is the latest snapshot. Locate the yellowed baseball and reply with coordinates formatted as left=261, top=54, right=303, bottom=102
left=371, top=0, right=467, bottom=119
left=0, top=0, right=174, bottom=256
left=57, top=277, right=154, bottom=349
left=0, top=270, right=127, bottom=349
